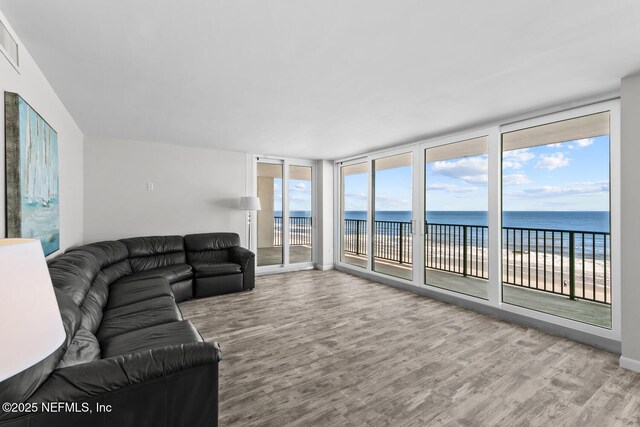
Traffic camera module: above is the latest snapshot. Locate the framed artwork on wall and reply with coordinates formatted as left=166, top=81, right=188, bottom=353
left=5, top=92, right=60, bottom=255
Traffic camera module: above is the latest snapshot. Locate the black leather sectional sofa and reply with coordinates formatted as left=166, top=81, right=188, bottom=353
left=0, top=232, right=254, bottom=427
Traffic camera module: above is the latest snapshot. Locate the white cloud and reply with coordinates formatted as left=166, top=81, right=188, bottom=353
left=503, top=149, right=534, bottom=170
left=291, top=182, right=308, bottom=191
left=427, top=183, right=477, bottom=193
left=344, top=192, right=367, bottom=210
left=431, top=157, right=488, bottom=184
left=547, top=143, right=564, bottom=148
left=535, top=152, right=570, bottom=171
left=504, top=149, right=535, bottom=162
left=574, top=138, right=594, bottom=148
left=503, top=160, right=523, bottom=170
left=374, top=195, right=411, bottom=210
left=345, top=192, right=367, bottom=201
left=505, top=181, right=609, bottom=199
left=503, top=174, right=532, bottom=186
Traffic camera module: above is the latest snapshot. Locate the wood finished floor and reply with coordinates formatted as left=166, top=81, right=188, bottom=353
left=179, top=270, right=640, bottom=426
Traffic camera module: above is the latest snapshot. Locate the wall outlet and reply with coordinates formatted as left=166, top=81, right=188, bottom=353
left=147, top=182, right=154, bottom=191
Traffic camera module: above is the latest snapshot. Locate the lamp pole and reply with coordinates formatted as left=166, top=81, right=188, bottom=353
left=247, top=209, right=254, bottom=250
left=240, top=196, right=261, bottom=250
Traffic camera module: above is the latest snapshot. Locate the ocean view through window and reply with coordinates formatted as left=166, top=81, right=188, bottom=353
left=336, top=102, right=617, bottom=333
left=501, top=112, right=611, bottom=328
left=425, top=136, right=489, bottom=298
left=373, top=152, right=413, bottom=280
left=340, top=162, right=368, bottom=268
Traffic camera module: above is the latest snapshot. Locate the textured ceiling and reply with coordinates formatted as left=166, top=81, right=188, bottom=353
left=2, top=1, right=640, bottom=160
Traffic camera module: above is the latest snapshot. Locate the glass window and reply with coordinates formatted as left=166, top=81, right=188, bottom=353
left=372, top=153, right=413, bottom=280
left=340, top=162, right=368, bottom=268
left=288, top=165, right=312, bottom=264
left=501, top=112, right=611, bottom=328
left=425, top=137, right=489, bottom=299
left=257, top=162, right=283, bottom=266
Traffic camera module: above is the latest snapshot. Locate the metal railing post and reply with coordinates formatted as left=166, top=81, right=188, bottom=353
left=463, top=226, right=468, bottom=277
left=356, top=220, right=360, bottom=255
left=569, top=231, right=575, bottom=301
left=399, top=222, right=404, bottom=264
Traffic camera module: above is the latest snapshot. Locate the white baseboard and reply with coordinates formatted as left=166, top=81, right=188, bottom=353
left=314, top=263, right=334, bottom=271
left=620, top=356, right=640, bottom=373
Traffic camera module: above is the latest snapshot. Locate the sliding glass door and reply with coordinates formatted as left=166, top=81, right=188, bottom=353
left=335, top=100, right=618, bottom=337
left=257, top=161, right=283, bottom=266
left=288, top=165, right=313, bottom=264
left=340, top=161, right=368, bottom=268
left=372, top=152, right=413, bottom=280
left=256, top=159, right=314, bottom=269
left=424, top=136, right=489, bottom=299
left=501, top=112, right=612, bottom=328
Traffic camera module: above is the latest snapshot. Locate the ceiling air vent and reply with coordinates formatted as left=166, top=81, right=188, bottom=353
left=0, top=18, right=18, bottom=69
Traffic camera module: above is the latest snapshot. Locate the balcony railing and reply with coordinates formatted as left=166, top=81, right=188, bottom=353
left=273, top=216, right=312, bottom=247
left=342, top=219, right=611, bottom=305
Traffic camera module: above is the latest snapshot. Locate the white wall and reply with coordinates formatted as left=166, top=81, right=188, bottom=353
left=0, top=11, right=84, bottom=255
left=620, top=71, right=640, bottom=371
left=83, top=136, right=247, bottom=242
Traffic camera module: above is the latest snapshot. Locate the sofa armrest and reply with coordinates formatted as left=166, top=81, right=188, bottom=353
left=229, top=247, right=255, bottom=291
left=33, top=341, right=221, bottom=402
left=4, top=342, right=222, bottom=427
left=228, top=246, right=254, bottom=271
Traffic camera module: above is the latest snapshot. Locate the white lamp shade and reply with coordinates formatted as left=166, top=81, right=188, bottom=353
left=0, top=239, right=65, bottom=381
left=240, top=196, right=261, bottom=211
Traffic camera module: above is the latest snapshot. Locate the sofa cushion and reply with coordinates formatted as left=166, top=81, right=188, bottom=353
left=106, top=278, right=174, bottom=310
left=192, top=261, right=241, bottom=277
left=98, top=296, right=182, bottom=341
left=185, top=233, right=240, bottom=264
left=116, top=263, right=192, bottom=285
left=58, top=328, right=101, bottom=369
left=120, top=236, right=186, bottom=272
left=101, top=320, right=203, bottom=358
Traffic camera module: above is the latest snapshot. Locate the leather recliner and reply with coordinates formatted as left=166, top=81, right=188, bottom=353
left=185, top=233, right=255, bottom=298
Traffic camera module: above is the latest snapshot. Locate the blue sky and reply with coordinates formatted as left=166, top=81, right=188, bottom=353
left=343, top=135, right=610, bottom=211
left=500, top=135, right=609, bottom=211
left=273, top=178, right=312, bottom=212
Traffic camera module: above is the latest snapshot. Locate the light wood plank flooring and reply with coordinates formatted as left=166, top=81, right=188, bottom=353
left=179, top=270, right=639, bottom=426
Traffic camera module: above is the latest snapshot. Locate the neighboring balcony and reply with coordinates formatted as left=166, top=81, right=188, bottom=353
left=257, top=216, right=312, bottom=266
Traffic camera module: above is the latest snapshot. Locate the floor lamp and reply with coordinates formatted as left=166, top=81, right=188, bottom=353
left=240, top=196, right=261, bottom=250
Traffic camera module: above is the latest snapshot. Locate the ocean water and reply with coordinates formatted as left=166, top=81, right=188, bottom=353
left=342, top=211, right=610, bottom=233
left=278, top=210, right=610, bottom=232
left=275, top=210, right=610, bottom=257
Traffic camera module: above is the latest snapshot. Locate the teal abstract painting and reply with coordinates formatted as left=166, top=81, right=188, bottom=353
left=5, top=92, right=60, bottom=255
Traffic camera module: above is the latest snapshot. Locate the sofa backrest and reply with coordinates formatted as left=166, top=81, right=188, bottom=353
left=65, top=241, right=131, bottom=333
left=120, top=236, right=186, bottom=272
left=48, top=251, right=102, bottom=307
left=184, top=233, right=240, bottom=264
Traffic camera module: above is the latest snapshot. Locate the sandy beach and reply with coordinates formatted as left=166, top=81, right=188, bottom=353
left=345, top=233, right=611, bottom=303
